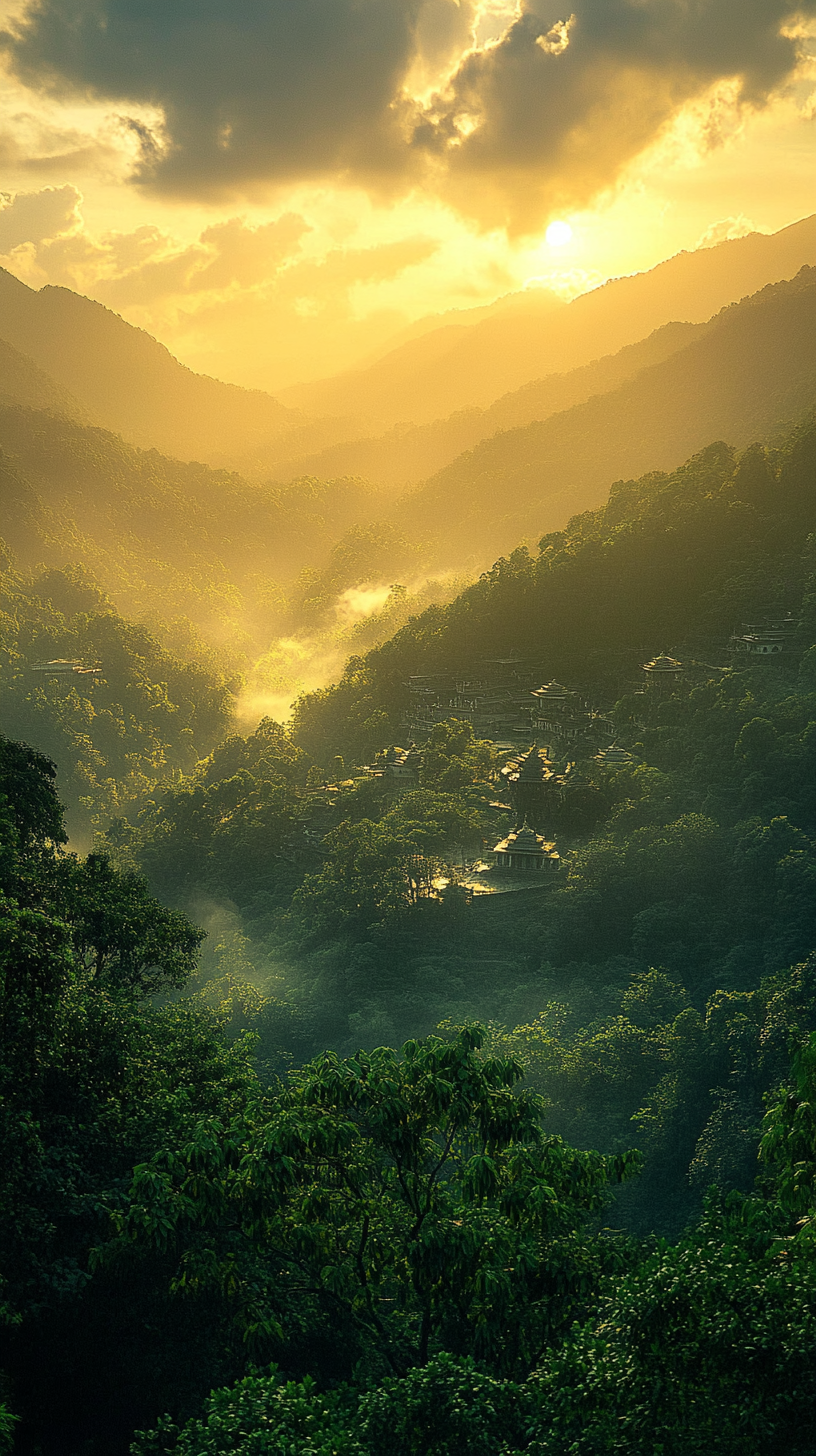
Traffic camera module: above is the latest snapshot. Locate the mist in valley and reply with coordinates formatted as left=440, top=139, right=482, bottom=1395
left=3, top=18, right=816, bottom=1446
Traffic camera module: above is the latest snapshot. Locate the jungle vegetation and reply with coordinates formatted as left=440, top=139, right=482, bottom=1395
left=2, top=381, right=816, bottom=1451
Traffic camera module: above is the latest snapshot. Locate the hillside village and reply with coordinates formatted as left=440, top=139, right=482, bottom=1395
left=3, top=197, right=816, bottom=1456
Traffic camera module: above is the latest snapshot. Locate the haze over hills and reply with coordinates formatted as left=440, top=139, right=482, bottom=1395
left=0, top=403, right=384, bottom=637
left=273, top=320, right=706, bottom=489
left=390, top=265, right=816, bottom=566
left=279, top=213, right=816, bottom=430
left=0, top=334, right=89, bottom=421
left=3, top=261, right=816, bottom=676
left=0, top=267, right=357, bottom=478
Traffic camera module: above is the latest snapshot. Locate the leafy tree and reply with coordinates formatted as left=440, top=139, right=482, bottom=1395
left=131, top=1370, right=363, bottom=1456
left=110, top=1027, right=640, bottom=1378
left=0, top=735, right=260, bottom=1451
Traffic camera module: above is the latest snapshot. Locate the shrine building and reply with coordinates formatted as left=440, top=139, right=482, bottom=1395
left=491, top=821, right=560, bottom=874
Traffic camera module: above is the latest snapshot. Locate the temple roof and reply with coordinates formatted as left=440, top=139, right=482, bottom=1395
left=594, top=742, right=633, bottom=765
left=492, top=821, right=557, bottom=856
left=643, top=653, right=682, bottom=673
left=531, top=680, right=571, bottom=700
left=516, top=746, right=552, bottom=781
left=501, top=746, right=554, bottom=784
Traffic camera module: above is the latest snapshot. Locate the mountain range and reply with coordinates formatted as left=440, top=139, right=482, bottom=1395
left=388, top=264, right=816, bottom=566
left=1, top=214, right=816, bottom=666
left=277, top=212, right=816, bottom=430
left=1, top=212, right=815, bottom=497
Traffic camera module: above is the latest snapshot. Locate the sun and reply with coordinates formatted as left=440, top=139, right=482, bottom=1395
left=545, top=220, right=573, bottom=247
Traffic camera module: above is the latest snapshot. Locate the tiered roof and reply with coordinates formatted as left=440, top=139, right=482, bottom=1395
left=594, top=743, right=634, bottom=766
left=642, top=653, right=682, bottom=674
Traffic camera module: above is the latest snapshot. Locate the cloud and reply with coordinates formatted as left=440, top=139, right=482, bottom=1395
left=0, top=0, right=455, bottom=192
left=418, top=0, right=816, bottom=227
left=0, top=182, right=80, bottom=248
left=0, top=185, right=441, bottom=385
left=695, top=214, right=765, bottom=248
left=2, top=0, right=814, bottom=230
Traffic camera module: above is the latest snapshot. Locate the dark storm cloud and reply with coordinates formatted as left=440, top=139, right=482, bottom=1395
left=2, top=0, right=814, bottom=224
left=1, top=0, right=437, bottom=193
left=426, top=0, right=816, bottom=226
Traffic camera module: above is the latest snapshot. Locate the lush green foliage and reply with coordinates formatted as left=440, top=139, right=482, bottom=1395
left=111, top=1027, right=638, bottom=1377
left=0, top=735, right=259, bottom=1451
left=0, top=557, right=234, bottom=834
left=4, top=395, right=816, bottom=1455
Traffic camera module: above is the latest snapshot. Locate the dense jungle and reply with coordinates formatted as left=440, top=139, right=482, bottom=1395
left=3, top=219, right=816, bottom=1456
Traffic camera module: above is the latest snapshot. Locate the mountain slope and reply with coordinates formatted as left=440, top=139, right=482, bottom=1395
left=273, top=320, right=705, bottom=488
left=0, top=334, right=88, bottom=420
left=280, top=213, right=816, bottom=429
left=291, top=409, right=816, bottom=763
left=393, top=266, right=816, bottom=565
left=0, top=401, right=381, bottom=639
left=0, top=268, right=335, bottom=471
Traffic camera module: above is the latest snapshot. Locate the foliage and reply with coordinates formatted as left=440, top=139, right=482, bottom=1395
left=0, top=733, right=259, bottom=1451
left=0, top=558, right=234, bottom=834
left=131, top=1369, right=363, bottom=1456
left=110, top=1027, right=639, bottom=1377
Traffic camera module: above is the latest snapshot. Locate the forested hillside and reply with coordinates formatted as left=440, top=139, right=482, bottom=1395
left=0, top=335, right=87, bottom=420
left=4, top=394, right=816, bottom=1452
left=0, top=557, right=234, bottom=840
left=3, top=218, right=816, bottom=1456
left=82, top=408, right=816, bottom=1239
left=0, top=401, right=397, bottom=646
left=389, top=266, right=816, bottom=565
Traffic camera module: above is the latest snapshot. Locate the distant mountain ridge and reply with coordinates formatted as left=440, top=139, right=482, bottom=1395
left=279, top=213, right=816, bottom=430
left=0, top=212, right=814, bottom=489
left=273, top=320, right=706, bottom=488
left=0, top=268, right=353, bottom=475
left=390, top=264, right=816, bottom=565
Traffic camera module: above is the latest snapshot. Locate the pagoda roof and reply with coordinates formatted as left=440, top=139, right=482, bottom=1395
left=643, top=653, right=682, bottom=672
left=531, top=680, right=571, bottom=699
left=492, top=821, right=557, bottom=856
left=517, top=749, right=551, bottom=782
left=594, top=742, right=633, bottom=765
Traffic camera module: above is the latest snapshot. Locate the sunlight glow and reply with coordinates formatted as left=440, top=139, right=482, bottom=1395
left=545, top=220, right=573, bottom=247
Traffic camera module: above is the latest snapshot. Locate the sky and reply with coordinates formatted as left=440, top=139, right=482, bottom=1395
left=0, top=0, right=814, bottom=393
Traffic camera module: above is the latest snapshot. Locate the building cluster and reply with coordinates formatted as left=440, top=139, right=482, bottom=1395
left=405, top=658, right=617, bottom=756
left=405, top=659, right=539, bottom=742
left=728, top=614, right=802, bottom=660
left=530, top=679, right=615, bottom=753
left=292, top=610, right=804, bottom=895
